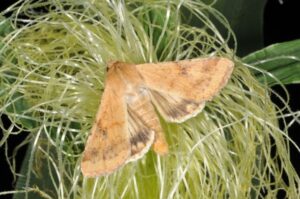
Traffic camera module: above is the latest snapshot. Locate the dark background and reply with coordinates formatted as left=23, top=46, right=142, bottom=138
left=264, top=0, right=300, bottom=186
left=0, top=1, right=300, bottom=199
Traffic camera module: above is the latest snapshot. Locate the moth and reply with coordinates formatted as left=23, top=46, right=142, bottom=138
left=81, top=57, right=234, bottom=177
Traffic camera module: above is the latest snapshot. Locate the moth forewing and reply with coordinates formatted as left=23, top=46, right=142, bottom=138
left=81, top=69, right=131, bottom=177
left=136, top=57, right=234, bottom=122
left=135, top=57, right=234, bottom=102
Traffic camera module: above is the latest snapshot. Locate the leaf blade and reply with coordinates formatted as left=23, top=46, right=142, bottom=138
left=243, top=39, right=300, bottom=85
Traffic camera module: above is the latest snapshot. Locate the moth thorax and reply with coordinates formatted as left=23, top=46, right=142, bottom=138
left=125, top=87, right=148, bottom=103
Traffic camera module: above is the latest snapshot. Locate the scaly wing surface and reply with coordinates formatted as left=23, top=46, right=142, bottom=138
left=81, top=70, right=130, bottom=177
left=136, top=57, right=234, bottom=122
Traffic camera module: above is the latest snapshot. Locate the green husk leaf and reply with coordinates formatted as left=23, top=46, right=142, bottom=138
left=243, top=39, right=300, bottom=85
left=0, top=17, right=13, bottom=37
left=13, top=140, right=55, bottom=199
left=0, top=16, right=13, bottom=62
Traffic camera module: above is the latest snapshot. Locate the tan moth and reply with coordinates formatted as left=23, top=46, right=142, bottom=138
left=81, top=57, right=234, bottom=177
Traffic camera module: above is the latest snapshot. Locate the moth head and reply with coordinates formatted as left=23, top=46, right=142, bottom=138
left=106, top=61, right=118, bottom=72
left=107, top=61, right=127, bottom=71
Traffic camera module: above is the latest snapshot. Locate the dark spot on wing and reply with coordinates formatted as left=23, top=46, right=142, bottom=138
left=130, top=129, right=150, bottom=146
left=150, top=89, right=197, bottom=119
left=95, top=125, right=108, bottom=139
left=201, top=58, right=220, bottom=72
left=180, top=67, right=188, bottom=75
left=166, top=99, right=199, bottom=119
left=175, top=61, right=189, bottom=76
left=127, top=105, right=154, bottom=155
left=91, top=148, right=99, bottom=156
left=83, top=147, right=99, bottom=163
left=101, top=129, right=107, bottom=139
left=102, top=153, right=107, bottom=160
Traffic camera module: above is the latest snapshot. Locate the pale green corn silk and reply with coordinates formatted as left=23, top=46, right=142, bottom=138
left=0, top=0, right=299, bottom=198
